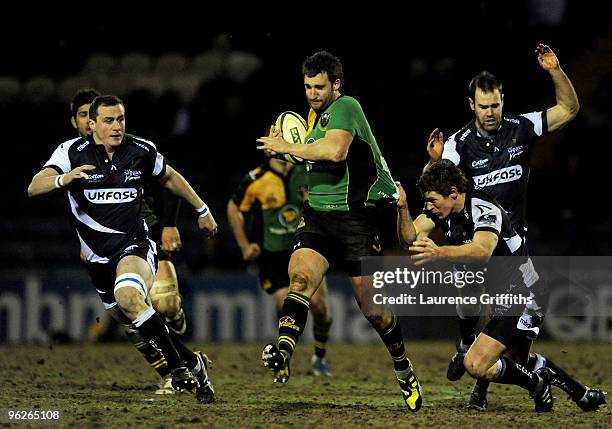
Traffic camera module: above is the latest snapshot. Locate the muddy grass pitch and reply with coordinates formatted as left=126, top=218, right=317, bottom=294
left=1, top=341, right=609, bottom=428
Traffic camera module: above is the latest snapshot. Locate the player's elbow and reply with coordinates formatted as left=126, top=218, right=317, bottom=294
left=329, top=145, right=348, bottom=163
left=329, top=151, right=345, bottom=163
left=27, top=181, right=38, bottom=198
left=398, top=236, right=412, bottom=249
left=559, top=102, right=580, bottom=125
left=568, top=101, right=580, bottom=118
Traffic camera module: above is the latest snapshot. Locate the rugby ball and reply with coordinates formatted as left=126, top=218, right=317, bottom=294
left=275, top=111, right=307, bottom=164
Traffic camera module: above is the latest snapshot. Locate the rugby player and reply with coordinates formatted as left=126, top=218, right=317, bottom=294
left=28, top=95, right=215, bottom=404
left=257, top=51, right=422, bottom=412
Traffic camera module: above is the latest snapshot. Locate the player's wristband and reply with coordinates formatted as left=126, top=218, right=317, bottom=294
left=195, top=203, right=210, bottom=218
left=55, top=174, right=65, bottom=189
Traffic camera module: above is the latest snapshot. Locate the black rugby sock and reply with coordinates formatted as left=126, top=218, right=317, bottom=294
left=125, top=326, right=170, bottom=377
left=457, top=315, right=479, bottom=347
left=476, top=378, right=490, bottom=391
left=492, top=357, right=539, bottom=391
left=168, top=328, right=198, bottom=370
left=376, top=315, right=410, bottom=371
left=277, top=291, right=310, bottom=356
left=135, top=308, right=184, bottom=369
left=530, top=354, right=587, bottom=400
left=313, top=317, right=332, bottom=358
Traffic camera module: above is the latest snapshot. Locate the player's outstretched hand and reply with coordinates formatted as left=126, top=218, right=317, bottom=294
left=535, top=43, right=559, bottom=71
left=427, top=128, right=444, bottom=161
left=198, top=212, right=218, bottom=238
left=63, top=165, right=97, bottom=186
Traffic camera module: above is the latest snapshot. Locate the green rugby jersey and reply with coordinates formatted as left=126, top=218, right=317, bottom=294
left=305, top=96, right=398, bottom=211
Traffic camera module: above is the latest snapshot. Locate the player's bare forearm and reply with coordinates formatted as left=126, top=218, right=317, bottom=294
left=160, top=166, right=205, bottom=211
left=397, top=207, right=418, bottom=248
left=27, top=169, right=62, bottom=197
left=227, top=200, right=249, bottom=249
left=438, top=242, right=493, bottom=260
left=547, top=68, right=580, bottom=131
left=537, top=44, right=579, bottom=131
left=27, top=165, right=96, bottom=197
left=257, top=129, right=352, bottom=162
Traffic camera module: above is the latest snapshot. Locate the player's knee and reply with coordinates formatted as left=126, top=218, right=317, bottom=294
left=290, top=272, right=312, bottom=294
left=114, top=273, right=148, bottom=312
left=363, top=309, right=389, bottom=330
left=463, top=353, right=488, bottom=379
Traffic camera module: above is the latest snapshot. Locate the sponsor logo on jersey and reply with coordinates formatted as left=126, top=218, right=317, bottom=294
left=86, top=173, right=105, bottom=182
left=504, top=117, right=520, bottom=124
left=84, top=188, right=138, bottom=204
left=132, top=140, right=150, bottom=152
left=508, top=145, right=524, bottom=160
left=477, top=214, right=497, bottom=225
left=120, top=244, right=139, bottom=256
left=471, top=158, right=489, bottom=169
left=77, top=141, right=90, bottom=151
left=320, top=112, right=330, bottom=128
left=460, top=128, right=471, bottom=141
left=124, top=169, right=142, bottom=182
left=473, top=165, right=522, bottom=188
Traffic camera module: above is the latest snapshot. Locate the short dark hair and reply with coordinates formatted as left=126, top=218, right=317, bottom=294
left=302, top=51, right=344, bottom=87
left=468, top=71, right=503, bottom=100
left=89, top=95, right=124, bottom=121
left=70, top=88, right=100, bottom=118
left=417, top=160, right=469, bottom=196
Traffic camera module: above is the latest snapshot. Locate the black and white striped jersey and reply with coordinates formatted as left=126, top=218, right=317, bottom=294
left=442, top=112, right=547, bottom=235
left=425, top=188, right=539, bottom=290
left=43, top=134, right=166, bottom=263
left=427, top=189, right=526, bottom=256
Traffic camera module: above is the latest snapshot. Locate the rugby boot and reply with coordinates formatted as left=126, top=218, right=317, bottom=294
left=192, top=351, right=215, bottom=404
left=467, top=382, right=488, bottom=411
left=530, top=367, right=554, bottom=412
left=447, top=338, right=469, bottom=381
left=575, top=388, right=606, bottom=412
left=397, top=366, right=423, bottom=412
left=171, top=366, right=198, bottom=392
left=310, top=355, right=332, bottom=377
left=262, top=343, right=291, bottom=383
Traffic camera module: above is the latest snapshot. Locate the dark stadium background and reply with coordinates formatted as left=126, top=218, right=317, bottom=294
left=1, top=2, right=611, bottom=343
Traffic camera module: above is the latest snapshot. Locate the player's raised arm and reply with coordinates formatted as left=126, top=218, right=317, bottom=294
left=536, top=43, right=580, bottom=132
